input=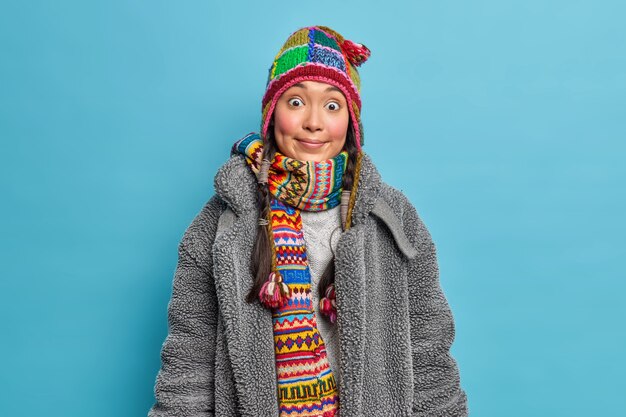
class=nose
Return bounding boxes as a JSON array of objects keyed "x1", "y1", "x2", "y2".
[{"x1": 303, "y1": 106, "x2": 323, "y2": 132}]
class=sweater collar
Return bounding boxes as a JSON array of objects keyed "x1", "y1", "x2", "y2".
[{"x1": 213, "y1": 151, "x2": 382, "y2": 224}]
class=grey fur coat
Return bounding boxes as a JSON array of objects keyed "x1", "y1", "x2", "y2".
[{"x1": 148, "y1": 152, "x2": 469, "y2": 417}]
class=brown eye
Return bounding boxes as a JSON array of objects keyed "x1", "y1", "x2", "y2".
[
  {"x1": 288, "y1": 98, "x2": 303, "y2": 107},
  {"x1": 325, "y1": 101, "x2": 340, "y2": 111}
]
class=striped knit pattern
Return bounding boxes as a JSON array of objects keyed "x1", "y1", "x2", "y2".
[
  {"x1": 271, "y1": 199, "x2": 339, "y2": 417},
  {"x1": 260, "y1": 26, "x2": 370, "y2": 149},
  {"x1": 232, "y1": 132, "x2": 346, "y2": 416},
  {"x1": 232, "y1": 133, "x2": 347, "y2": 211}
]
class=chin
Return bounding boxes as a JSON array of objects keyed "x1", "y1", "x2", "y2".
[
  {"x1": 277, "y1": 138, "x2": 341, "y2": 162},
  {"x1": 306, "y1": 146, "x2": 344, "y2": 160},
  {"x1": 294, "y1": 150, "x2": 334, "y2": 162}
]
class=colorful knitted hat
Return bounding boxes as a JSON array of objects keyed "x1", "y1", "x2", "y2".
[{"x1": 261, "y1": 26, "x2": 371, "y2": 149}]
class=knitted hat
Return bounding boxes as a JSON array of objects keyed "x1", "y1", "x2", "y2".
[{"x1": 261, "y1": 26, "x2": 371, "y2": 149}]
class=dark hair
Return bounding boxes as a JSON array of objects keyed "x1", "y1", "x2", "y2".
[{"x1": 245, "y1": 122, "x2": 360, "y2": 312}]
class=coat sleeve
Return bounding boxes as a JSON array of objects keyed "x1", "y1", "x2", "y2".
[
  {"x1": 401, "y1": 197, "x2": 469, "y2": 416},
  {"x1": 147, "y1": 235, "x2": 219, "y2": 416}
]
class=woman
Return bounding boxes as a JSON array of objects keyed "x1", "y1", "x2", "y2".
[{"x1": 148, "y1": 26, "x2": 468, "y2": 417}]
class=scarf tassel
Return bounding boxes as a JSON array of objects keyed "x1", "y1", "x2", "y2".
[
  {"x1": 259, "y1": 271, "x2": 291, "y2": 309},
  {"x1": 319, "y1": 283, "x2": 338, "y2": 324}
]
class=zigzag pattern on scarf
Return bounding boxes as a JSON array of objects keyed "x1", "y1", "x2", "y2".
[
  {"x1": 232, "y1": 133, "x2": 343, "y2": 416},
  {"x1": 233, "y1": 133, "x2": 347, "y2": 212},
  {"x1": 271, "y1": 200, "x2": 339, "y2": 417}
]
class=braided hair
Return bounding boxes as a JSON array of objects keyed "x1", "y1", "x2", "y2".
[{"x1": 245, "y1": 122, "x2": 360, "y2": 309}]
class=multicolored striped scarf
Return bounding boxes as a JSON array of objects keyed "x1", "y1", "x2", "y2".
[{"x1": 233, "y1": 132, "x2": 344, "y2": 417}]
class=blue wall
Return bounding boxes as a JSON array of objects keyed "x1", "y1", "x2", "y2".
[{"x1": 1, "y1": 1, "x2": 624, "y2": 416}]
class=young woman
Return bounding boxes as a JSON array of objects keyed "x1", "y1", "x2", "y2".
[{"x1": 148, "y1": 26, "x2": 468, "y2": 417}]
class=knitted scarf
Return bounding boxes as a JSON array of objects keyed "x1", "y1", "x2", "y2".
[{"x1": 232, "y1": 132, "x2": 344, "y2": 417}]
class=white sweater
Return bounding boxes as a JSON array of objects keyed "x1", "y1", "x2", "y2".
[{"x1": 300, "y1": 206, "x2": 342, "y2": 385}]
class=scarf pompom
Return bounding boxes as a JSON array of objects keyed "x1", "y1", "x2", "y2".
[
  {"x1": 259, "y1": 271, "x2": 291, "y2": 309},
  {"x1": 319, "y1": 283, "x2": 337, "y2": 324}
]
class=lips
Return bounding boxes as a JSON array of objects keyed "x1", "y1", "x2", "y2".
[{"x1": 296, "y1": 138, "x2": 327, "y2": 147}]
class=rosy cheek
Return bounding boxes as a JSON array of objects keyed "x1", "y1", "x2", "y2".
[
  {"x1": 327, "y1": 116, "x2": 350, "y2": 141},
  {"x1": 274, "y1": 111, "x2": 300, "y2": 136}
]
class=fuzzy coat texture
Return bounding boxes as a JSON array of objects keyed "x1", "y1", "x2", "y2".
[{"x1": 148, "y1": 152, "x2": 469, "y2": 417}]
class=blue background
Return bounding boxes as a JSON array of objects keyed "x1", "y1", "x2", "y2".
[{"x1": 1, "y1": 1, "x2": 624, "y2": 416}]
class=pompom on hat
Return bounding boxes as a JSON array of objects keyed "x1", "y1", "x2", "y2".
[{"x1": 261, "y1": 26, "x2": 371, "y2": 149}]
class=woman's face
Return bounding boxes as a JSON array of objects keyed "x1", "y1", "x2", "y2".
[{"x1": 272, "y1": 80, "x2": 350, "y2": 162}]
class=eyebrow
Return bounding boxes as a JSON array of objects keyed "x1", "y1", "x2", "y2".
[{"x1": 292, "y1": 82, "x2": 342, "y2": 94}]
